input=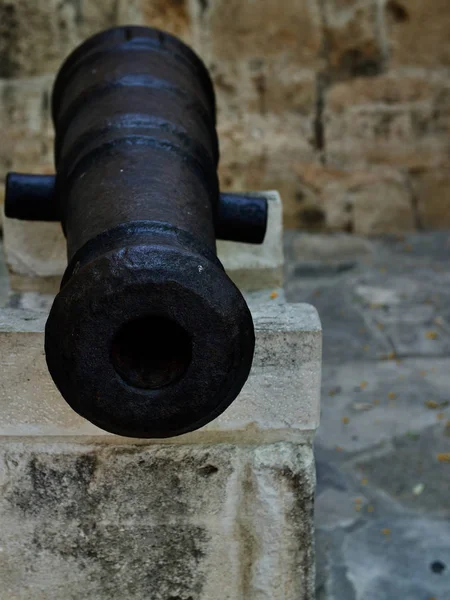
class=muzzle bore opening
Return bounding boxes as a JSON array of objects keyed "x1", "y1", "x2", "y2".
[{"x1": 111, "y1": 315, "x2": 192, "y2": 390}]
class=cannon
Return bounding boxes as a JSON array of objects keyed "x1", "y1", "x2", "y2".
[{"x1": 4, "y1": 26, "x2": 268, "y2": 438}]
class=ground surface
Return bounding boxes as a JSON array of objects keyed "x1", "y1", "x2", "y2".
[
  {"x1": 1, "y1": 232, "x2": 450, "y2": 599},
  {"x1": 284, "y1": 231, "x2": 450, "y2": 600}
]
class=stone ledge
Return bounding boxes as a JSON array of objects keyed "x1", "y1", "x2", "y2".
[
  {"x1": 0, "y1": 301, "x2": 321, "y2": 442},
  {"x1": 3, "y1": 191, "x2": 284, "y2": 293}
]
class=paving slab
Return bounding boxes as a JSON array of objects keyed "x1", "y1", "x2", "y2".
[{"x1": 285, "y1": 230, "x2": 450, "y2": 600}]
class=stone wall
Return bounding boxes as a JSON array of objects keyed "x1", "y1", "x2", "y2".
[{"x1": 1, "y1": 0, "x2": 449, "y2": 233}]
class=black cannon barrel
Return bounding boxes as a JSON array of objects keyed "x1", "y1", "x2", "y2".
[{"x1": 4, "y1": 26, "x2": 268, "y2": 438}]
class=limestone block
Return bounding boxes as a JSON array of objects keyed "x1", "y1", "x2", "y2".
[
  {"x1": 293, "y1": 163, "x2": 415, "y2": 234},
  {"x1": 191, "y1": 0, "x2": 322, "y2": 118},
  {"x1": 325, "y1": 71, "x2": 450, "y2": 171},
  {"x1": 117, "y1": 0, "x2": 192, "y2": 44},
  {"x1": 193, "y1": 0, "x2": 321, "y2": 228},
  {"x1": 412, "y1": 168, "x2": 450, "y2": 230},
  {"x1": 383, "y1": 0, "x2": 450, "y2": 67},
  {"x1": 218, "y1": 116, "x2": 318, "y2": 230},
  {"x1": 217, "y1": 192, "x2": 284, "y2": 290},
  {"x1": 0, "y1": 301, "x2": 321, "y2": 439},
  {"x1": 192, "y1": 0, "x2": 322, "y2": 65},
  {"x1": 326, "y1": 70, "x2": 450, "y2": 107},
  {"x1": 0, "y1": 0, "x2": 117, "y2": 77},
  {"x1": 322, "y1": 0, "x2": 385, "y2": 77},
  {"x1": 0, "y1": 440, "x2": 315, "y2": 599},
  {"x1": 0, "y1": 244, "x2": 8, "y2": 306},
  {"x1": 3, "y1": 191, "x2": 284, "y2": 293},
  {"x1": 3, "y1": 219, "x2": 66, "y2": 291},
  {"x1": 209, "y1": 60, "x2": 318, "y2": 120},
  {"x1": 0, "y1": 76, "x2": 54, "y2": 182},
  {"x1": 351, "y1": 172, "x2": 414, "y2": 234},
  {"x1": 0, "y1": 187, "x2": 3, "y2": 231}
]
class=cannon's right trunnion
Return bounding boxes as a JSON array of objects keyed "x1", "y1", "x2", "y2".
[{"x1": 5, "y1": 26, "x2": 269, "y2": 439}]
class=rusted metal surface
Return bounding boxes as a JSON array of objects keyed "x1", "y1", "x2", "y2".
[{"x1": 4, "y1": 26, "x2": 268, "y2": 438}]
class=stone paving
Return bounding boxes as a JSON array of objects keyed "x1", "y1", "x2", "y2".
[
  {"x1": 285, "y1": 231, "x2": 450, "y2": 600},
  {"x1": 1, "y1": 231, "x2": 450, "y2": 599}
]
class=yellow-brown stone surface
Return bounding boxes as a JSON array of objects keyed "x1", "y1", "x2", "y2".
[
  {"x1": 325, "y1": 71, "x2": 450, "y2": 170},
  {"x1": 413, "y1": 168, "x2": 450, "y2": 230},
  {"x1": 117, "y1": 0, "x2": 191, "y2": 43},
  {"x1": 384, "y1": 0, "x2": 450, "y2": 67},
  {"x1": 293, "y1": 163, "x2": 415, "y2": 233},
  {"x1": 0, "y1": 77, "x2": 54, "y2": 180},
  {"x1": 323, "y1": 0, "x2": 385, "y2": 78},
  {"x1": 0, "y1": 0, "x2": 117, "y2": 77},
  {"x1": 1, "y1": 0, "x2": 450, "y2": 234}
]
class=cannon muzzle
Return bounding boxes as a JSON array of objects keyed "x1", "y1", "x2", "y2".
[{"x1": 5, "y1": 26, "x2": 268, "y2": 438}]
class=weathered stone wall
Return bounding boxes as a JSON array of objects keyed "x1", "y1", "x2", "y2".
[{"x1": 1, "y1": 0, "x2": 449, "y2": 233}]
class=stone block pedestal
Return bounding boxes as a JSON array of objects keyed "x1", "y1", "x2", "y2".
[
  {"x1": 0, "y1": 441, "x2": 315, "y2": 600},
  {"x1": 0, "y1": 192, "x2": 321, "y2": 599}
]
